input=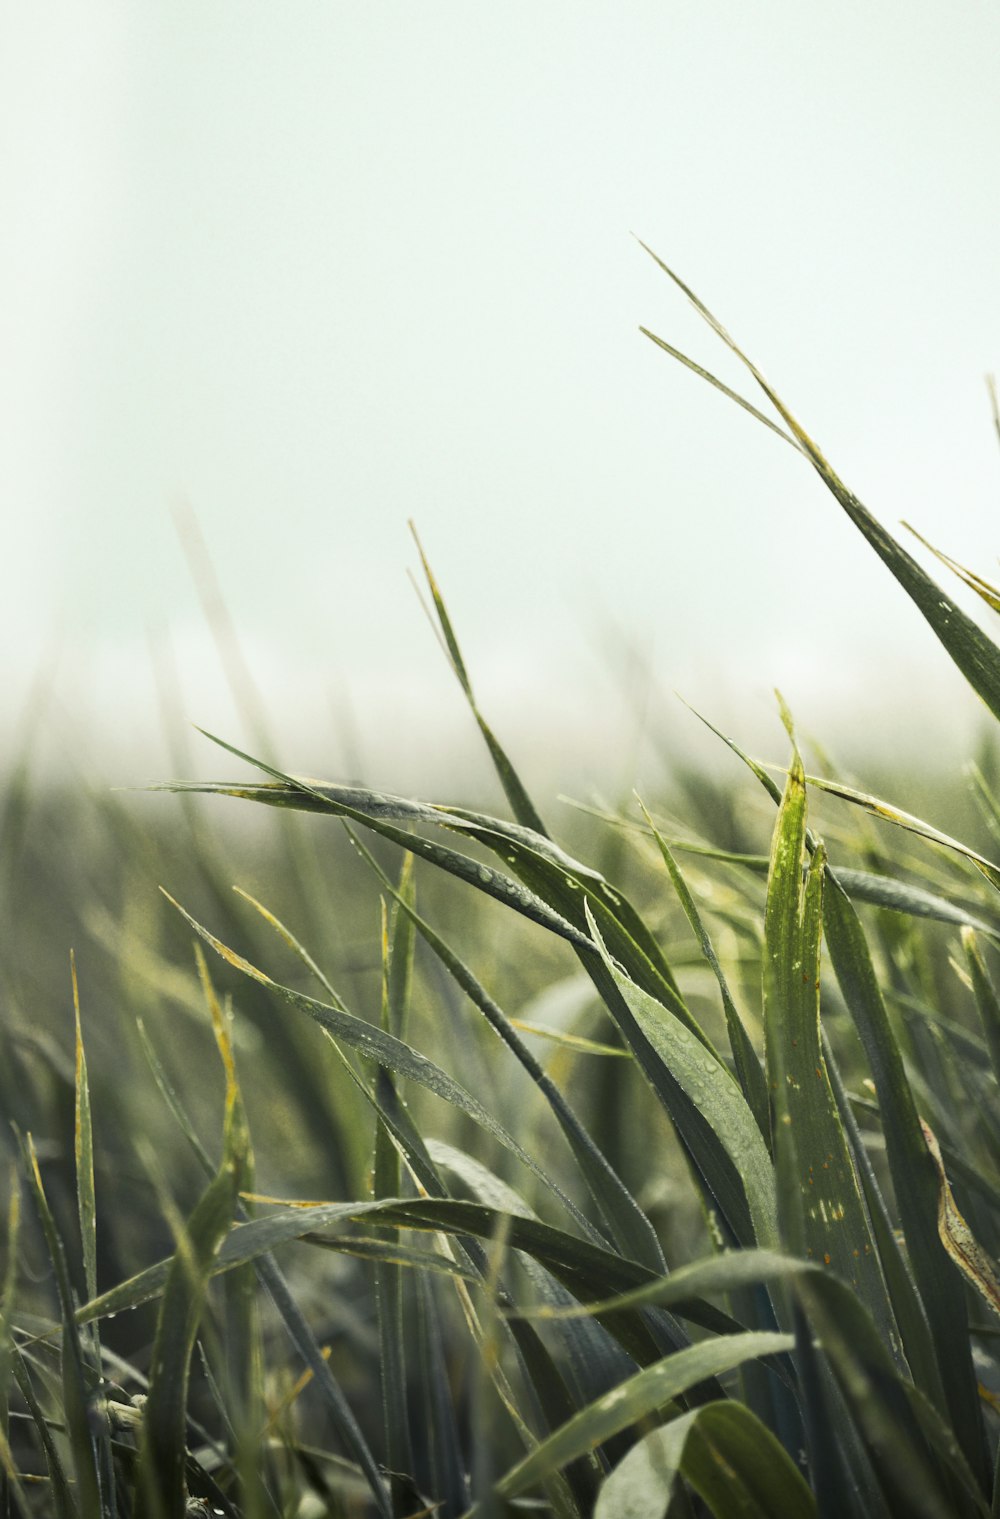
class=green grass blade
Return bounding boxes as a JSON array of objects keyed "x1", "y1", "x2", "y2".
[
  {"x1": 763, "y1": 745, "x2": 896, "y2": 1343},
  {"x1": 410, "y1": 521, "x2": 549, "y2": 836},
  {"x1": 351, "y1": 827, "x2": 665, "y2": 1272},
  {"x1": 70, "y1": 955, "x2": 97, "y2": 1308},
  {"x1": 822, "y1": 1030, "x2": 944, "y2": 1411},
  {"x1": 134, "y1": 966, "x2": 251, "y2": 1518},
  {"x1": 80, "y1": 1197, "x2": 731, "y2": 1367},
  {"x1": 641, "y1": 245, "x2": 1000, "y2": 725},
  {"x1": 9, "y1": 1345, "x2": 76, "y2": 1519},
  {"x1": 804, "y1": 772, "x2": 1000, "y2": 893},
  {"x1": 21, "y1": 1136, "x2": 100, "y2": 1516},
  {"x1": 594, "y1": 1400, "x2": 817, "y2": 1519},
  {"x1": 155, "y1": 731, "x2": 595, "y2": 950},
  {"x1": 587, "y1": 904, "x2": 777, "y2": 1249},
  {"x1": 822, "y1": 874, "x2": 989, "y2": 1486},
  {"x1": 413, "y1": 1274, "x2": 470, "y2": 1515},
  {"x1": 797, "y1": 1271, "x2": 987, "y2": 1519},
  {"x1": 374, "y1": 872, "x2": 416, "y2": 1517},
  {"x1": 0, "y1": 1180, "x2": 27, "y2": 1514},
  {"x1": 492, "y1": 1332, "x2": 793, "y2": 1503}
]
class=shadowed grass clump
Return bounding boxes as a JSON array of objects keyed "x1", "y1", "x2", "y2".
[{"x1": 5, "y1": 254, "x2": 1000, "y2": 1516}]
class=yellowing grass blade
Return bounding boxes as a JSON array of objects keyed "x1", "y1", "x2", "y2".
[{"x1": 921, "y1": 1120, "x2": 1000, "y2": 1322}]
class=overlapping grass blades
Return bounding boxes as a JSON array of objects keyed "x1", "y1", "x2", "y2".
[{"x1": 9, "y1": 250, "x2": 1000, "y2": 1515}]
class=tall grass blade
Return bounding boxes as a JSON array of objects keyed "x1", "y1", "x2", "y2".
[
  {"x1": 587, "y1": 904, "x2": 777, "y2": 1249},
  {"x1": 21, "y1": 1134, "x2": 101, "y2": 1515},
  {"x1": 134, "y1": 954, "x2": 250, "y2": 1516},
  {"x1": 641, "y1": 243, "x2": 1000, "y2": 724},
  {"x1": 70, "y1": 955, "x2": 97, "y2": 1307},
  {"x1": 762, "y1": 738, "x2": 896, "y2": 1340},
  {"x1": 374, "y1": 872, "x2": 417, "y2": 1516},
  {"x1": 351, "y1": 827, "x2": 665, "y2": 1271}
]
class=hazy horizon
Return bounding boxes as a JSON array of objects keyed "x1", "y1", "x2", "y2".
[{"x1": 4, "y1": 3, "x2": 1000, "y2": 795}]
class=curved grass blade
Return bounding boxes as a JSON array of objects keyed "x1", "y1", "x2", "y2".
[
  {"x1": 593, "y1": 1400, "x2": 817, "y2": 1519},
  {"x1": 587, "y1": 904, "x2": 777, "y2": 1250},
  {"x1": 641, "y1": 243, "x2": 1000, "y2": 725},
  {"x1": 803, "y1": 772, "x2": 1000, "y2": 894},
  {"x1": 491, "y1": 1331, "x2": 792, "y2": 1504},
  {"x1": 159, "y1": 737, "x2": 754, "y2": 1244},
  {"x1": 166, "y1": 727, "x2": 695, "y2": 1032},
  {"x1": 156, "y1": 737, "x2": 594, "y2": 953},
  {"x1": 80, "y1": 1197, "x2": 734, "y2": 1368},
  {"x1": 425, "y1": 1140, "x2": 644, "y2": 1418},
  {"x1": 163, "y1": 890, "x2": 602, "y2": 1245},
  {"x1": 350, "y1": 827, "x2": 665, "y2": 1272},
  {"x1": 513, "y1": 1246, "x2": 985, "y2": 1517},
  {"x1": 921, "y1": 1119, "x2": 1000, "y2": 1322}
]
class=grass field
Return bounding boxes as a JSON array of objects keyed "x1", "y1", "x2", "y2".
[{"x1": 5, "y1": 258, "x2": 1000, "y2": 1517}]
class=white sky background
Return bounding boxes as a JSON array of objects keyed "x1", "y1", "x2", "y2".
[{"x1": 3, "y1": 3, "x2": 1000, "y2": 793}]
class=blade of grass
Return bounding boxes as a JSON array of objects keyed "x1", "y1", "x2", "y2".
[
  {"x1": 374, "y1": 872, "x2": 417, "y2": 1517},
  {"x1": 587, "y1": 903, "x2": 776, "y2": 1250},
  {"x1": 134, "y1": 953, "x2": 251, "y2": 1517},
  {"x1": 640, "y1": 243, "x2": 1000, "y2": 726},
  {"x1": 763, "y1": 732, "x2": 896, "y2": 1345},
  {"x1": 410, "y1": 521, "x2": 549, "y2": 837},
  {"x1": 823, "y1": 874, "x2": 989, "y2": 1487},
  {"x1": 350, "y1": 826, "x2": 665, "y2": 1272},
  {"x1": 21, "y1": 1135, "x2": 101, "y2": 1516}
]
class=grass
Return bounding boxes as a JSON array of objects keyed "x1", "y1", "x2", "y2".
[{"x1": 4, "y1": 252, "x2": 1000, "y2": 1515}]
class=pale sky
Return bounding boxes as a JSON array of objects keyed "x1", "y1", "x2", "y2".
[{"x1": 3, "y1": 4, "x2": 1000, "y2": 788}]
